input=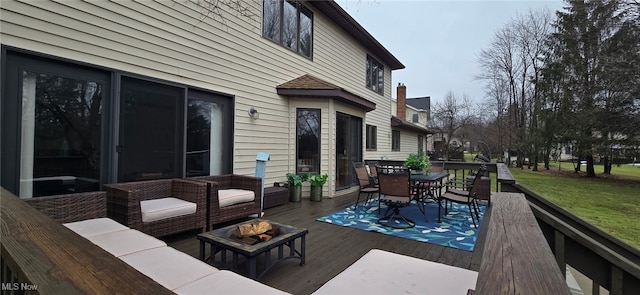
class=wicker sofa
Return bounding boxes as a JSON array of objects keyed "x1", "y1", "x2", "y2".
[
  {"x1": 104, "y1": 178, "x2": 207, "y2": 237},
  {"x1": 189, "y1": 174, "x2": 261, "y2": 229},
  {"x1": 23, "y1": 192, "x2": 288, "y2": 295}
]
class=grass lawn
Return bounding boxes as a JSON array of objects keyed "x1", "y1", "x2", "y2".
[{"x1": 509, "y1": 167, "x2": 640, "y2": 249}]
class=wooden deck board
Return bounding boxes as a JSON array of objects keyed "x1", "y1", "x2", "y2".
[{"x1": 166, "y1": 191, "x2": 489, "y2": 295}]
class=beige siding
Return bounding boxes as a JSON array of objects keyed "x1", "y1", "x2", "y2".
[{"x1": 1, "y1": 0, "x2": 399, "y2": 187}]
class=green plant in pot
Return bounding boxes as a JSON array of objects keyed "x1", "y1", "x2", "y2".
[
  {"x1": 286, "y1": 172, "x2": 307, "y2": 202},
  {"x1": 308, "y1": 173, "x2": 328, "y2": 202},
  {"x1": 404, "y1": 151, "x2": 431, "y2": 174}
]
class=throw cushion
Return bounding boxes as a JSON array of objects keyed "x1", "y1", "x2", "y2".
[
  {"x1": 140, "y1": 197, "x2": 197, "y2": 223},
  {"x1": 218, "y1": 189, "x2": 255, "y2": 207},
  {"x1": 64, "y1": 218, "x2": 128, "y2": 238}
]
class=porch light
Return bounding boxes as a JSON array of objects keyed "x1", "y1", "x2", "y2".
[{"x1": 248, "y1": 107, "x2": 259, "y2": 120}]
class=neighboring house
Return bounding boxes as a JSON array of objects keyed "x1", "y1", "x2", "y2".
[
  {"x1": 388, "y1": 84, "x2": 432, "y2": 160},
  {"x1": 0, "y1": 0, "x2": 405, "y2": 199}
]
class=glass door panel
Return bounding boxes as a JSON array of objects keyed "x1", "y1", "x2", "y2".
[
  {"x1": 186, "y1": 100, "x2": 223, "y2": 176},
  {"x1": 336, "y1": 112, "x2": 362, "y2": 189},
  {"x1": 19, "y1": 71, "x2": 103, "y2": 197},
  {"x1": 118, "y1": 77, "x2": 182, "y2": 182}
]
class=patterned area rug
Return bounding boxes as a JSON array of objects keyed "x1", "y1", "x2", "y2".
[{"x1": 316, "y1": 199, "x2": 485, "y2": 251}]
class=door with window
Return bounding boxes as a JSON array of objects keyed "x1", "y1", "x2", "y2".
[{"x1": 336, "y1": 112, "x2": 362, "y2": 189}]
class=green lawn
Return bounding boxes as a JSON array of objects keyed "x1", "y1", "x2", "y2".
[
  {"x1": 509, "y1": 167, "x2": 640, "y2": 249},
  {"x1": 546, "y1": 161, "x2": 640, "y2": 179}
]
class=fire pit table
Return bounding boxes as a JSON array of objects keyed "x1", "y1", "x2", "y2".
[{"x1": 198, "y1": 219, "x2": 308, "y2": 280}]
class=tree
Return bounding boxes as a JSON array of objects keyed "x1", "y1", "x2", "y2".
[
  {"x1": 431, "y1": 91, "x2": 476, "y2": 160},
  {"x1": 546, "y1": 0, "x2": 639, "y2": 177}
]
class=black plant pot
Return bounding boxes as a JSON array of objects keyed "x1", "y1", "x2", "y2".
[{"x1": 310, "y1": 185, "x2": 323, "y2": 202}]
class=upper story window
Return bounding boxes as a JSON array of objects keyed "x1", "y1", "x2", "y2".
[
  {"x1": 366, "y1": 55, "x2": 384, "y2": 94},
  {"x1": 263, "y1": 0, "x2": 313, "y2": 58}
]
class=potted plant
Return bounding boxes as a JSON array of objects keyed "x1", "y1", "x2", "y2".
[
  {"x1": 307, "y1": 173, "x2": 328, "y2": 202},
  {"x1": 404, "y1": 151, "x2": 432, "y2": 174},
  {"x1": 286, "y1": 173, "x2": 307, "y2": 202}
]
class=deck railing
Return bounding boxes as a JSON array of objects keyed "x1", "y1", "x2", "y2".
[{"x1": 496, "y1": 165, "x2": 640, "y2": 295}]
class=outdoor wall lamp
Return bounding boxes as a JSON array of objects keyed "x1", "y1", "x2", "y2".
[{"x1": 248, "y1": 107, "x2": 259, "y2": 120}]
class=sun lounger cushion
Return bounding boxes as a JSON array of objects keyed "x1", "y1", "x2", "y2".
[
  {"x1": 86, "y1": 229, "x2": 166, "y2": 257},
  {"x1": 174, "y1": 270, "x2": 289, "y2": 295},
  {"x1": 140, "y1": 197, "x2": 197, "y2": 223},
  {"x1": 217, "y1": 189, "x2": 255, "y2": 207},
  {"x1": 64, "y1": 217, "x2": 128, "y2": 238},
  {"x1": 312, "y1": 249, "x2": 478, "y2": 295},
  {"x1": 120, "y1": 247, "x2": 219, "y2": 291}
]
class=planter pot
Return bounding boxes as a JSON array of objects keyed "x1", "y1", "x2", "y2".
[
  {"x1": 289, "y1": 185, "x2": 302, "y2": 202},
  {"x1": 310, "y1": 185, "x2": 323, "y2": 202}
]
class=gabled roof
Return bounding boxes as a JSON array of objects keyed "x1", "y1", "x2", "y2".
[
  {"x1": 391, "y1": 116, "x2": 432, "y2": 134},
  {"x1": 277, "y1": 74, "x2": 376, "y2": 112},
  {"x1": 406, "y1": 97, "x2": 431, "y2": 111},
  {"x1": 309, "y1": 1, "x2": 405, "y2": 70}
]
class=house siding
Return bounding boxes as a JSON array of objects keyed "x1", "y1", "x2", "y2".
[{"x1": 1, "y1": 0, "x2": 398, "y2": 197}]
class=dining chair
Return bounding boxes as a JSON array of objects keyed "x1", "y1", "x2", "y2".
[
  {"x1": 376, "y1": 166, "x2": 415, "y2": 229},
  {"x1": 438, "y1": 165, "x2": 486, "y2": 227},
  {"x1": 353, "y1": 162, "x2": 379, "y2": 211}
]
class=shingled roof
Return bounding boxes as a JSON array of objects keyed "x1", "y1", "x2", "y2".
[{"x1": 277, "y1": 74, "x2": 376, "y2": 112}]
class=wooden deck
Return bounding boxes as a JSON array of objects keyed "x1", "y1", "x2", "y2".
[{"x1": 166, "y1": 191, "x2": 489, "y2": 295}]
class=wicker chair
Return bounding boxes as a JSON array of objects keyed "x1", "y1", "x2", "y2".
[
  {"x1": 189, "y1": 174, "x2": 261, "y2": 230},
  {"x1": 104, "y1": 179, "x2": 207, "y2": 238},
  {"x1": 24, "y1": 191, "x2": 107, "y2": 223}
]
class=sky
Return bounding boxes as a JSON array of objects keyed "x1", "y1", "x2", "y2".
[{"x1": 337, "y1": 0, "x2": 566, "y2": 105}]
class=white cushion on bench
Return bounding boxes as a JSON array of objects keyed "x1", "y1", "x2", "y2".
[
  {"x1": 218, "y1": 189, "x2": 255, "y2": 207},
  {"x1": 174, "y1": 270, "x2": 289, "y2": 295},
  {"x1": 312, "y1": 249, "x2": 478, "y2": 295},
  {"x1": 64, "y1": 218, "x2": 128, "y2": 238},
  {"x1": 120, "y1": 247, "x2": 219, "y2": 291},
  {"x1": 140, "y1": 197, "x2": 197, "y2": 223},
  {"x1": 87, "y1": 229, "x2": 166, "y2": 257}
]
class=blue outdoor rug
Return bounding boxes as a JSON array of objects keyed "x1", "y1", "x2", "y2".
[{"x1": 316, "y1": 200, "x2": 485, "y2": 251}]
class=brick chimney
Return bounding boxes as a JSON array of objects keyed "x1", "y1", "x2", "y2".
[{"x1": 397, "y1": 83, "x2": 407, "y2": 121}]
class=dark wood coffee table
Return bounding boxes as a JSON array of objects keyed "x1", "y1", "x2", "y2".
[{"x1": 197, "y1": 219, "x2": 308, "y2": 280}]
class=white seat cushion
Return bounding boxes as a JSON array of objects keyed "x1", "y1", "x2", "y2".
[
  {"x1": 120, "y1": 247, "x2": 219, "y2": 291},
  {"x1": 218, "y1": 189, "x2": 255, "y2": 207},
  {"x1": 87, "y1": 229, "x2": 166, "y2": 257},
  {"x1": 64, "y1": 218, "x2": 128, "y2": 238},
  {"x1": 174, "y1": 270, "x2": 290, "y2": 295},
  {"x1": 140, "y1": 197, "x2": 197, "y2": 223},
  {"x1": 312, "y1": 249, "x2": 478, "y2": 295}
]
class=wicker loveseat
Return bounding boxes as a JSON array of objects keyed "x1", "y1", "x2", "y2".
[
  {"x1": 104, "y1": 178, "x2": 207, "y2": 237},
  {"x1": 189, "y1": 174, "x2": 261, "y2": 229}
]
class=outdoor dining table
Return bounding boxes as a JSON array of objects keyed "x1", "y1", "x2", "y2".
[{"x1": 409, "y1": 172, "x2": 450, "y2": 220}]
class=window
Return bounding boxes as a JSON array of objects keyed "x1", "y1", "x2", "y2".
[
  {"x1": 366, "y1": 125, "x2": 377, "y2": 151},
  {"x1": 418, "y1": 135, "x2": 424, "y2": 153},
  {"x1": 412, "y1": 114, "x2": 419, "y2": 123},
  {"x1": 366, "y1": 55, "x2": 384, "y2": 94},
  {"x1": 296, "y1": 109, "x2": 320, "y2": 174},
  {"x1": 392, "y1": 130, "x2": 400, "y2": 151},
  {"x1": 263, "y1": 0, "x2": 313, "y2": 58}
]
